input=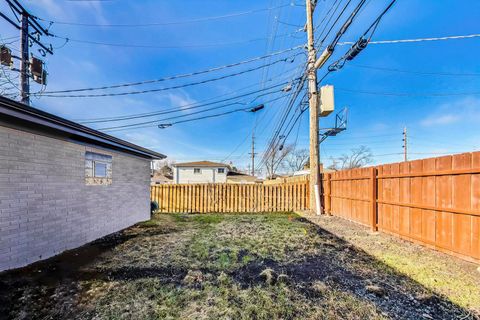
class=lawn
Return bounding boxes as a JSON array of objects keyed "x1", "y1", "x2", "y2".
[{"x1": 0, "y1": 213, "x2": 477, "y2": 319}]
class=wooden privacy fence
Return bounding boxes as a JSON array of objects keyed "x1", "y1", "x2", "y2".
[
  {"x1": 324, "y1": 151, "x2": 480, "y2": 263},
  {"x1": 151, "y1": 181, "x2": 309, "y2": 213}
]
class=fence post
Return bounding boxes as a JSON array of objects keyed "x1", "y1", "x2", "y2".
[
  {"x1": 326, "y1": 173, "x2": 332, "y2": 215},
  {"x1": 370, "y1": 167, "x2": 378, "y2": 231}
]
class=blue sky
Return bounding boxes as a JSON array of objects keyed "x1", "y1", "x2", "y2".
[{"x1": 1, "y1": 0, "x2": 479, "y2": 173}]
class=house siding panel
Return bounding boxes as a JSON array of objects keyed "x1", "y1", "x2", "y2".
[
  {"x1": 0, "y1": 125, "x2": 151, "y2": 271},
  {"x1": 174, "y1": 167, "x2": 227, "y2": 184}
]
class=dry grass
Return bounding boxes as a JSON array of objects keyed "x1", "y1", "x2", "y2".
[
  {"x1": 0, "y1": 213, "x2": 477, "y2": 320},
  {"x1": 304, "y1": 214, "x2": 480, "y2": 315}
]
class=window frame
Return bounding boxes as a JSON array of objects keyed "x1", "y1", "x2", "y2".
[
  {"x1": 85, "y1": 151, "x2": 112, "y2": 185},
  {"x1": 193, "y1": 168, "x2": 201, "y2": 174},
  {"x1": 217, "y1": 168, "x2": 225, "y2": 174}
]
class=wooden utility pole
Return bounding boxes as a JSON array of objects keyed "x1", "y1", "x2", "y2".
[
  {"x1": 402, "y1": 126, "x2": 408, "y2": 162},
  {"x1": 20, "y1": 11, "x2": 29, "y2": 105},
  {"x1": 305, "y1": 0, "x2": 321, "y2": 214},
  {"x1": 250, "y1": 133, "x2": 256, "y2": 176}
]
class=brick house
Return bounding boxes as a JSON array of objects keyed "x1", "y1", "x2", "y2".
[{"x1": 0, "y1": 96, "x2": 165, "y2": 271}]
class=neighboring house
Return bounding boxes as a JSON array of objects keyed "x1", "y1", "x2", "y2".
[
  {"x1": 173, "y1": 161, "x2": 229, "y2": 184},
  {"x1": 0, "y1": 96, "x2": 165, "y2": 271},
  {"x1": 226, "y1": 172, "x2": 263, "y2": 184}
]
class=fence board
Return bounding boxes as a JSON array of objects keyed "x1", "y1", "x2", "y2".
[
  {"x1": 325, "y1": 151, "x2": 480, "y2": 263},
  {"x1": 151, "y1": 181, "x2": 309, "y2": 215}
]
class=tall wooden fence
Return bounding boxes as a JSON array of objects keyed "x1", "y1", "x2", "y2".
[
  {"x1": 324, "y1": 152, "x2": 480, "y2": 263},
  {"x1": 151, "y1": 181, "x2": 309, "y2": 213}
]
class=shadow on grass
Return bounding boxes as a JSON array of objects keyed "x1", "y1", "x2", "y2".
[
  {"x1": 0, "y1": 223, "x2": 178, "y2": 320},
  {"x1": 233, "y1": 218, "x2": 476, "y2": 319},
  {"x1": 0, "y1": 214, "x2": 477, "y2": 320}
]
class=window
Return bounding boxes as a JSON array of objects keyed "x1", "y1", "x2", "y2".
[
  {"x1": 218, "y1": 168, "x2": 225, "y2": 174},
  {"x1": 85, "y1": 151, "x2": 112, "y2": 185},
  {"x1": 194, "y1": 168, "x2": 201, "y2": 174},
  {"x1": 94, "y1": 162, "x2": 107, "y2": 177}
]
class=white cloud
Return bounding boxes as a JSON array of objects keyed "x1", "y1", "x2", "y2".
[
  {"x1": 420, "y1": 96, "x2": 480, "y2": 127},
  {"x1": 27, "y1": 0, "x2": 109, "y2": 25},
  {"x1": 421, "y1": 114, "x2": 461, "y2": 126},
  {"x1": 166, "y1": 91, "x2": 197, "y2": 112}
]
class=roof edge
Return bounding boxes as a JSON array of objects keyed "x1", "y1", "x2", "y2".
[{"x1": 0, "y1": 96, "x2": 166, "y2": 160}]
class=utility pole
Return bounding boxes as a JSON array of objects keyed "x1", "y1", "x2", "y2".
[
  {"x1": 305, "y1": 0, "x2": 321, "y2": 215},
  {"x1": 249, "y1": 133, "x2": 256, "y2": 176},
  {"x1": 19, "y1": 10, "x2": 29, "y2": 105},
  {"x1": 402, "y1": 126, "x2": 408, "y2": 162},
  {"x1": 0, "y1": 0, "x2": 54, "y2": 104}
]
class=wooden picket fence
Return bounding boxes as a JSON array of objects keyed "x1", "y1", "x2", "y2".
[
  {"x1": 323, "y1": 151, "x2": 480, "y2": 263},
  {"x1": 149, "y1": 151, "x2": 479, "y2": 262},
  {"x1": 150, "y1": 181, "x2": 309, "y2": 213}
]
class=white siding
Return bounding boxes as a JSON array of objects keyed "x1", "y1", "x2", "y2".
[{"x1": 174, "y1": 167, "x2": 228, "y2": 184}]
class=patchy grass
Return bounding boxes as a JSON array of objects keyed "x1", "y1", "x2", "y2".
[
  {"x1": 305, "y1": 214, "x2": 480, "y2": 315},
  {"x1": 0, "y1": 213, "x2": 478, "y2": 320}
]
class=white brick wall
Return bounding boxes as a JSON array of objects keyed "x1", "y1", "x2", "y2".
[{"x1": 0, "y1": 125, "x2": 151, "y2": 271}]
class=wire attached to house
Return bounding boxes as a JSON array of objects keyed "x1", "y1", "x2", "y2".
[{"x1": 100, "y1": 92, "x2": 291, "y2": 132}]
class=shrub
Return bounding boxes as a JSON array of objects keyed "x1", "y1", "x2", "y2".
[{"x1": 150, "y1": 201, "x2": 159, "y2": 214}]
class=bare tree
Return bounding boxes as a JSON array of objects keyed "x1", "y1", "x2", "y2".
[
  {"x1": 286, "y1": 148, "x2": 309, "y2": 173},
  {"x1": 264, "y1": 144, "x2": 293, "y2": 179},
  {"x1": 329, "y1": 146, "x2": 373, "y2": 170},
  {"x1": 153, "y1": 160, "x2": 175, "y2": 178}
]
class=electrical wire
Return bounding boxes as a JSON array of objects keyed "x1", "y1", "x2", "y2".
[
  {"x1": 36, "y1": 4, "x2": 294, "y2": 27},
  {"x1": 336, "y1": 87, "x2": 480, "y2": 97},
  {"x1": 347, "y1": 64, "x2": 480, "y2": 76},
  {"x1": 338, "y1": 33, "x2": 480, "y2": 46},
  {"x1": 75, "y1": 66, "x2": 302, "y2": 123},
  {"x1": 101, "y1": 92, "x2": 291, "y2": 132},
  {"x1": 39, "y1": 45, "x2": 304, "y2": 94},
  {"x1": 50, "y1": 29, "x2": 304, "y2": 50},
  {"x1": 97, "y1": 88, "x2": 292, "y2": 130},
  {"x1": 37, "y1": 55, "x2": 301, "y2": 98}
]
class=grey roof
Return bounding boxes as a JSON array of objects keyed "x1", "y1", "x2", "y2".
[{"x1": 0, "y1": 96, "x2": 166, "y2": 160}]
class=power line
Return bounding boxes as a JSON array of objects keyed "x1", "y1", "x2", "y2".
[
  {"x1": 76, "y1": 66, "x2": 302, "y2": 123},
  {"x1": 39, "y1": 45, "x2": 304, "y2": 94},
  {"x1": 314, "y1": 0, "x2": 344, "y2": 44},
  {"x1": 101, "y1": 92, "x2": 290, "y2": 132},
  {"x1": 348, "y1": 64, "x2": 480, "y2": 77},
  {"x1": 98, "y1": 89, "x2": 291, "y2": 130},
  {"x1": 336, "y1": 87, "x2": 480, "y2": 97},
  {"x1": 319, "y1": 0, "x2": 355, "y2": 45},
  {"x1": 338, "y1": 33, "x2": 480, "y2": 45},
  {"x1": 258, "y1": 72, "x2": 307, "y2": 166},
  {"x1": 36, "y1": 4, "x2": 295, "y2": 27},
  {"x1": 37, "y1": 56, "x2": 301, "y2": 98},
  {"x1": 50, "y1": 29, "x2": 303, "y2": 50}
]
